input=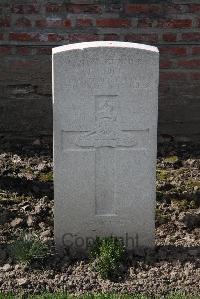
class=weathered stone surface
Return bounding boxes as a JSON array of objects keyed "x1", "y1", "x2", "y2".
[{"x1": 52, "y1": 41, "x2": 159, "y2": 252}]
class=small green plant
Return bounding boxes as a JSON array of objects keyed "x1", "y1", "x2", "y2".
[
  {"x1": 9, "y1": 232, "x2": 48, "y2": 264},
  {"x1": 89, "y1": 236, "x2": 125, "y2": 280},
  {"x1": 164, "y1": 155, "x2": 179, "y2": 164},
  {"x1": 186, "y1": 180, "x2": 200, "y2": 189},
  {"x1": 38, "y1": 171, "x2": 53, "y2": 182},
  {"x1": 156, "y1": 169, "x2": 170, "y2": 181},
  {"x1": 0, "y1": 292, "x2": 199, "y2": 299}
]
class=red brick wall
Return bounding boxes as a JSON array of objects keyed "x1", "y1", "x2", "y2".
[{"x1": 0, "y1": 1, "x2": 200, "y2": 144}]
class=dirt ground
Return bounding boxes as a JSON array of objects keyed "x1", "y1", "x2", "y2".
[{"x1": 0, "y1": 142, "x2": 199, "y2": 296}]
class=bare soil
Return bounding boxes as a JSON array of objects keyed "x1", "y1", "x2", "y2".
[{"x1": 0, "y1": 142, "x2": 199, "y2": 297}]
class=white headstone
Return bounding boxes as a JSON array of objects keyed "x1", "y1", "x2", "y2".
[{"x1": 52, "y1": 41, "x2": 159, "y2": 252}]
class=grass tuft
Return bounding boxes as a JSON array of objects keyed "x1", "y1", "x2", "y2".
[
  {"x1": 89, "y1": 236, "x2": 125, "y2": 280},
  {"x1": 9, "y1": 232, "x2": 48, "y2": 265}
]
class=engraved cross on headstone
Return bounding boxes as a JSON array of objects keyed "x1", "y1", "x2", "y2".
[{"x1": 62, "y1": 95, "x2": 146, "y2": 216}]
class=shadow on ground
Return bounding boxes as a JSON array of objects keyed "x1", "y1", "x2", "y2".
[{"x1": 0, "y1": 175, "x2": 53, "y2": 199}]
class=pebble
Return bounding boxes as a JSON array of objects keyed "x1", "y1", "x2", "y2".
[
  {"x1": 2, "y1": 264, "x2": 11, "y2": 271},
  {"x1": 17, "y1": 278, "x2": 29, "y2": 286},
  {"x1": 40, "y1": 230, "x2": 51, "y2": 239},
  {"x1": 27, "y1": 215, "x2": 34, "y2": 227},
  {"x1": 10, "y1": 217, "x2": 23, "y2": 228}
]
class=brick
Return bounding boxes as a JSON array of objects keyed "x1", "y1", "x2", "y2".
[
  {"x1": 181, "y1": 33, "x2": 200, "y2": 42},
  {"x1": 15, "y1": 47, "x2": 32, "y2": 55},
  {"x1": 46, "y1": 3, "x2": 61, "y2": 13},
  {"x1": 103, "y1": 34, "x2": 120, "y2": 41},
  {"x1": 190, "y1": 72, "x2": 200, "y2": 80},
  {"x1": 11, "y1": 4, "x2": 39, "y2": 14},
  {"x1": 163, "y1": 33, "x2": 177, "y2": 42},
  {"x1": 0, "y1": 16, "x2": 10, "y2": 27},
  {"x1": 76, "y1": 18, "x2": 93, "y2": 27},
  {"x1": 178, "y1": 59, "x2": 200, "y2": 68},
  {"x1": 66, "y1": 4, "x2": 102, "y2": 14},
  {"x1": 160, "y1": 59, "x2": 173, "y2": 69},
  {"x1": 192, "y1": 47, "x2": 200, "y2": 55},
  {"x1": 138, "y1": 18, "x2": 157, "y2": 28},
  {"x1": 36, "y1": 18, "x2": 71, "y2": 28},
  {"x1": 9, "y1": 32, "x2": 40, "y2": 42},
  {"x1": 96, "y1": 18, "x2": 131, "y2": 28},
  {"x1": 160, "y1": 71, "x2": 187, "y2": 81},
  {"x1": 158, "y1": 19, "x2": 192, "y2": 29},
  {"x1": 187, "y1": 4, "x2": 200, "y2": 13},
  {"x1": 48, "y1": 33, "x2": 65, "y2": 42},
  {"x1": 64, "y1": 19, "x2": 72, "y2": 28},
  {"x1": 36, "y1": 47, "x2": 52, "y2": 55},
  {"x1": 163, "y1": 4, "x2": 184, "y2": 14},
  {"x1": 0, "y1": 46, "x2": 11, "y2": 55},
  {"x1": 68, "y1": 34, "x2": 100, "y2": 43},
  {"x1": 124, "y1": 33, "x2": 158, "y2": 43},
  {"x1": 0, "y1": 33, "x2": 3, "y2": 40},
  {"x1": 15, "y1": 17, "x2": 32, "y2": 27},
  {"x1": 159, "y1": 46, "x2": 187, "y2": 56},
  {"x1": 125, "y1": 4, "x2": 161, "y2": 14}
]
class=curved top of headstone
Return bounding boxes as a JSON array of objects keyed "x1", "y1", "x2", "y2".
[{"x1": 52, "y1": 41, "x2": 159, "y2": 54}]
